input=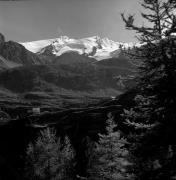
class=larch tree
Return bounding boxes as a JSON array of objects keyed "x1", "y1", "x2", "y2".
[
  {"x1": 25, "y1": 128, "x2": 75, "y2": 180},
  {"x1": 87, "y1": 113, "x2": 133, "y2": 180},
  {"x1": 121, "y1": 0, "x2": 176, "y2": 179}
]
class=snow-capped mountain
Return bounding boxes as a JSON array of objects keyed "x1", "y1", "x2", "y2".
[{"x1": 21, "y1": 36, "x2": 140, "y2": 60}]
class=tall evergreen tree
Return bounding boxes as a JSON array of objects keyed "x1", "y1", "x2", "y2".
[
  {"x1": 87, "y1": 114, "x2": 133, "y2": 180},
  {"x1": 121, "y1": 0, "x2": 176, "y2": 179}
]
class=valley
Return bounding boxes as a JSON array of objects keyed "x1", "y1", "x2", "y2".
[
  {"x1": 0, "y1": 33, "x2": 137, "y2": 109},
  {"x1": 0, "y1": 32, "x2": 137, "y2": 178}
]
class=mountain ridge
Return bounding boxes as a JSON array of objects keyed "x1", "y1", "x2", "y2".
[{"x1": 21, "y1": 35, "x2": 141, "y2": 61}]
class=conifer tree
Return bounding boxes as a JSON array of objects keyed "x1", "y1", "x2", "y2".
[
  {"x1": 87, "y1": 114, "x2": 133, "y2": 180},
  {"x1": 121, "y1": 0, "x2": 176, "y2": 179},
  {"x1": 25, "y1": 128, "x2": 75, "y2": 180}
]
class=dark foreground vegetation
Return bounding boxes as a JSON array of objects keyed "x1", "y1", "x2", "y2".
[{"x1": 1, "y1": 0, "x2": 176, "y2": 179}]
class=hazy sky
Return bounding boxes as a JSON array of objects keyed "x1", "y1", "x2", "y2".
[{"x1": 0, "y1": 0, "x2": 143, "y2": 43}]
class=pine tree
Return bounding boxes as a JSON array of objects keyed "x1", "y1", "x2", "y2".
[
  {"x1": 87, "y1": 114, "x2": 133, "y2": 180},
  {"x1": 121, "y1": 0, "x2": 176, "y2": 179},
  {"x1": 25, "y1": 128, "x2": 75, "y2": 180}
]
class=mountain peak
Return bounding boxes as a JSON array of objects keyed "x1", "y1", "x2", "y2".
[{"x1": 0, "y1": 33, "x2": 5, "y2": 45}]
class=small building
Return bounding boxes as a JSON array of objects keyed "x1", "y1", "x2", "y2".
[
  {"x1": 111, "y1": 96, "x2": 116, "y2": 100},
  {"x1": 32, "y1": 107, "x2": 40, "y2": 115}
]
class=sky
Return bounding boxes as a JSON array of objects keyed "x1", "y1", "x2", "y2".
[{"x1": 0, "y1": 0, "x2": 143, "y2": 43}]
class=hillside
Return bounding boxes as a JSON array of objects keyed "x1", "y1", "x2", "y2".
[
  {"x1": 0, "y1": 60, "x2": 136, "y2": 108},
  {"x1": 0, "y1": 33, "x2": 137, "y2": 108},
  {"x1": 0, "y1": 33, "x2": 43, "y2": 66}
]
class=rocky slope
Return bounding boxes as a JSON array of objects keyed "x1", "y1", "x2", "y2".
[{"x1": 0, "y1": 33, "x2": 43, "y2": 66}]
